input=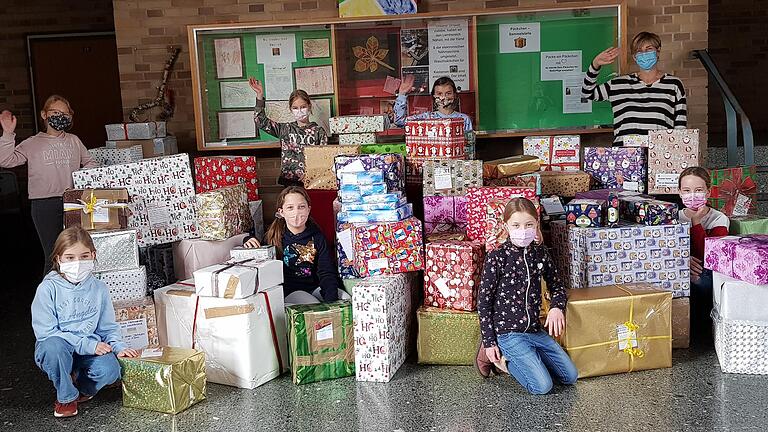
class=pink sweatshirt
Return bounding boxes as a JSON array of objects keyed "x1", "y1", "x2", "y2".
[{"x1": 0, "y1": 131, "x2": 98, "y2": 199}]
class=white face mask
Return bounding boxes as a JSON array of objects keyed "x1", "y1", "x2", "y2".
[
  {"x1": 59, "y1": 260, "x2": 95, "y2": 283},
  {"x1": 291, "y1": 107, "x2": 310, "y2": 122}
]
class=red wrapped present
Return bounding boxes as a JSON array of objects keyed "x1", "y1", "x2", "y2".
[
  {"x1": 194, "y1": 156, "x2": 260, "y2": 201},
  {"x1": 708, "y1": 166, "x2": 757, "y2": 217},
  {"x1": 424, "y1": 240, "x2": 485, "y2": 312},
  {"x1": 405, "y1": 118, "x2": 466, "y2": 159},
  {"x1": 353, "y1": 217, "x2": 424, "y2": 277},
  {"x1": 466, "y1": 186, "x2": 536, "y2": 241}
]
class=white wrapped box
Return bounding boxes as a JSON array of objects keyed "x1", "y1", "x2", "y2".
[
  {"x1": 154, "y1": 281, "x2": 288, "y2": 388},
  {"x1": 105, "y1": 121, "x2": 167, "y2": 141},
  {"x1": 712, "y1": 272, "x2": 768, "y2": 321},
  {"x1": 353, "y1": 273, "x2": 415, "y2": 383},
  {"x1": 713, "y1": 309, "x2": 768, "y2": 374},
  {"x1": 72, "y1": 154, "x2": 198, "y2": 247},
  {"x1": 91, "y1": 229, "x2": 140, "y2": 273},
  {"x1": 172, "y1": 234, "x2": 247, "y2": 280},
  {"x1": 89, "y1": 146, "x2": 143, "y2": 166},
  {"x1": 230, "y1": 246, "x2": 276, "y2": 261},
  {"x1": 330, "y1": 115, "x2": 386, "y2": 134},
  {"x1": 193, "y1": 259, "x2": 283, "y2": 299},
  {"x1": 113, "y1": 296, "x2": 158, "y2": 350},
  {"x1": 95, "y1": 265, "x2": 147, "y2": 302},
  {"x1": 339, "y1": 133, "x2": 377, "y2": 145},
  {"x1": 105, "y1": 137, "x2": 178, "y2": 157}
]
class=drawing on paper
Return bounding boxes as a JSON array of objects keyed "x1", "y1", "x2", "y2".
[
  {"x1": 220, "y1": 81, "x2": 257, "y2": 109},
  {"x1": 214, "y1": 38, "x2": 243, "y2": 79},
  {"x1": 218, "y1": 111, "x2": 257, "y2": 139},
  {"x1": 302, "y1": 38, "x2": 331, "y2": 59},
  {"x1": 294, "y1": 65, "x2": 335, "y2": 96}
]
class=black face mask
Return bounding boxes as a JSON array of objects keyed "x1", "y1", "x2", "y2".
[{"x1": 47, "y1": 114, "x2": 72, "y2": 131}]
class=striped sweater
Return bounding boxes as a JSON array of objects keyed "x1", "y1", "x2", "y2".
[{"x1": 581, "y1": 64, "x2": 687, "y2": 144}]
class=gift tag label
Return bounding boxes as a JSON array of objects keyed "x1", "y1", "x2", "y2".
[
  {"x1": 655, "y1": 173, "x2": 680, "y2": 188},
  {"x1": 541, "y1": 197, "x2": 566, "y2": 215},
  {"x1": 91, "y1": 199, "x2": 111, "y2": 223},
  {"x1": 141, "y1": 347, "x2": 164, "y2": 358},
  {"x1": 616, "y1": 324, "x2": 638, "y2": 351},
  {"x1": 367, "y1": 257, "x2": 389, "y2": 271},
  {"x1": 733, "y1": 193, "x2": 751, "y2": 217},
  {"x1": 433, "y1": 166, "x2": 453, "y2": 191},
  {"x1": 622, "y1": 181, "x2": 640, "y2": 192},
  {"x1": 147, "y1": 203, "x2": 172, "y2": 228},
  {"x1": 434, "y1": 278, "x2": 452, "y2": 298},
  {"x1": 120, "y1": 318, "x2": 149, "y2": 350},
  {"x1": 337, "y1": 228, "x2": 355, "y2": 260},
  {"x1": 316, "y1": 322, "x2": 334, "y2": 342}
]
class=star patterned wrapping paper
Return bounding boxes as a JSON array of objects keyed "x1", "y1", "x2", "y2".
[
  {"x1": 424, "y1": 240, "x2": 484, "y2": 312},
  {"x1": 647, "y1": 129, "x2": 700, "y2": 194},
  {"x1": 96, "y1": 265, "x2": 148, "y2": 302},
  {"x1": 89, "y1": 146, "x2": 144, "y2": 166},
  {"x1": 194, "y1": 156, "x2": 260, "y2": 201},
  {"x1": 330, "y1": 115, "x2": 387, "y2": 134}
]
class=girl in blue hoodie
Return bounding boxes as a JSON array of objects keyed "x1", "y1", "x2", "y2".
[
  {"x1": 31, "y1": 226, "x2": 139, "y2": 418},
  {"x1": 243, "y1": 186, "x2": 349, "y2": 305}
]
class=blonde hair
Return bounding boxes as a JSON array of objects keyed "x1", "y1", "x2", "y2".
[
  {"x1": 51, "y1": 226, "x2": 95, "y2": 273},
  {"x1": 502, "y1": 197, "x2": 539, "y2": 223},
  {"x1": 41, "y1": 94, "x2": 74, "y2": 128},
  {"x1": 265, "y1": 186, "x2": 314, "y2": 257},
  {"x1": 631, "y1": 32, "x2": 662, "y2": 53}
]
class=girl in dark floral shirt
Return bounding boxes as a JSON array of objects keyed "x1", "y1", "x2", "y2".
[{"x1": 476, "y1": 198, "x2": 578, "y2": 394}]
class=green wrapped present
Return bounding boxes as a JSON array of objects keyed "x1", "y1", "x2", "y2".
[
  {"x1": 287, "y1": 301, "x2": 355, "y2": 385},
  {"x1": 342, "y1": 278, "x2": 363, "y2": 295},
  {"x1": 118, "y1": 347, "x2": 206, "y2": 414},
  {"x1": 729, "y1": 215, "x2": 768, "y2": 235},
  {"x1": 360, "y1": 143, "x2": 407, "y2": 157},
  {"x1": 416, "y1": 307, "x2": 480, "y2": 365},
  {"x1": 708, "y1": 165, "x2": 757, "y2": 216}
]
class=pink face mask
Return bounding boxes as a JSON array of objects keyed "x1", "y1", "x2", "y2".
[
  {"x1": 507, "y1": 227, "x2": 537, "y2": 248},
  {"x1": 681, "y1": 192, "x2": 707, "y2": 210}
]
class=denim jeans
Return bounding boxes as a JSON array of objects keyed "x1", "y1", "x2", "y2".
[
  {"x1": 496, "y1": 330, "x2": 578, "y2": 395},
  {"x1": 34, "y1": 336, "x2": 122, "y2": 403}
]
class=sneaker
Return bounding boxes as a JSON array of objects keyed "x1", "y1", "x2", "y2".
[
  {"x1": 76, "y1": 394, "x2": 94, "y2": 404},
  {"x1": 54, "y1": 401, "x2": 78, "y2": 418}
]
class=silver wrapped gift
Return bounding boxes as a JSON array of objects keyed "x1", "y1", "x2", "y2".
[
  {"x1": 89, "y1": 146, "x2": 143, "y2": 166},
  {"x1": 95, "y1": 266, "x2": 147, "y2": 302},
  {"x1": 230, "y1": 245, "x2": 276, "y2": 262},
  {"x1": 105, "y1": 121, "x2": 167, "y2": 140},
  {"x1": 713, "y1": 309, "x2": 768, "y2": 374},
  {"x1": 91, "y1": 229, "x2": 140, "y2": 273}
]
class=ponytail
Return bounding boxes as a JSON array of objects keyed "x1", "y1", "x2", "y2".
[{"x1": 265, "y1": 218, "x2": 287, "y2": 258}]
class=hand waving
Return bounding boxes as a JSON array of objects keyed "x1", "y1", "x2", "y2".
[
  {"x1": 248, "y1": 77, "x2": 264, "y2": 100},
  {"x1": 593, "y1": 47, "x2": 620, "y2": 68}
]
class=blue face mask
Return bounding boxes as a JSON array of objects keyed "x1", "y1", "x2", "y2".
[{"x1": 635, "y1": 50, "x2": 658, "y2": 71}]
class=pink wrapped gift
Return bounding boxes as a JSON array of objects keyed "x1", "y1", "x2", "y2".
[
  {"x1": 704, "y1": 235, "x2": 768, "y2": 285},
  {"x1": 423, "y1": 195, "x2": 468, "y2": 235},
  {"x1": 424, "y1": 241, "x2": 485, "y2": 312},
  {"x1": 466, "y1": 186, "x2": 536, "y2": 241},
  {"x1": 172, "y1": 234, "x2": 248, "y2": 280}
]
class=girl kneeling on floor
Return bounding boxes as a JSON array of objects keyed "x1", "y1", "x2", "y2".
[{"x1": 476, "y1": 198, "x2": 578, "y2": 395}]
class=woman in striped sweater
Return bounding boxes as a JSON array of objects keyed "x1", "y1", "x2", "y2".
[{"x1": 581, "y1": 32, "x2": 688, "y2": 145}]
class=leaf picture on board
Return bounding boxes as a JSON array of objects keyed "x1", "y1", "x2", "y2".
[{"x1": 351, "y1": 34, "x2": 397, "y2": 79}]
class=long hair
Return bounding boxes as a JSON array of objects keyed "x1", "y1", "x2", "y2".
[
  {"x1": 51, "y1": 226, "x2": 95, "y2": 273},
  {"x1": 502, "y1": 197, "x2": 539, "y2": 223},
  {"x1": 288, "y1": 90, "x2": 312, "y2": 110},
  {"x1": 431, "y1": 76, "x2": 460, "y2": 111},
  {"x1": 41, "y1": 94, "x2": 74, "y2": 129},
  {"x1": 265, "y1": 186, "x2": 314, "y2": 257}
]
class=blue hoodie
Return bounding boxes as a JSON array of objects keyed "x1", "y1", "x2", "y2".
[{"x1": 31, "y1": 271, "x2": 127, "y2": 356}]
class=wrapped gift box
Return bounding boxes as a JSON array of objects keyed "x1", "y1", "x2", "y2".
[
  {"x1": 729, "y1": 215, "x2": 768, "y2": 235},
  {"x1": 423, "y1": 195, "x2": 468, "y2": 235},
  {"x1": 563, "y1": 285, "x2": 672, "y2": 378},
  {"x1": 230, "y1": 245, "x2": 276, "y2": 262},
  {"x1": 118, "y1": 347, "x2": 205, "y2": 414},
  {"x1": 336, "y1": 220, "x2": 360, "y2": 279},
  {"x1": 539, "y1": 171, "x2": 592, "y2": 197},
  {"x1": 360, "y1": 143, "x2": 406, "y2": 156},
  {"x1": 337, "y1": 203, "x2": 413, "y2": 223},
  {"x1": 647, "y1": 129, "x2": 700, "y2": 194},
  {"x1": 424, "y1": 240, "x2": 484, "y2": 311},
  {"x1": 623, "y1": 134, "x2": 648, "y2": 147},
  {"x1": 338, "y1": 183, "x2": 388, "y2": 202},
  {"x1": 303, "y1": 145, "x2": 361, "y2": 190},
  {"x1": 106, "y1": 136, "x2": 178, "y2": 158},
  {"x1": 334, "y1": 154, "x2": 405, "y2": 192},
  {"x1": 193, "y1": 259, "x2": 283, "y2": 299},
  {"x1": 329, "y1": 115, "x2": 387, "y2": 134},
  {"x1": 358, "y1": 192, "x2": 404, "y2": 204},
  {"x1": 140, "y1": 244, "x2": 176, "y2": 294},
  {"x1": 249, "y1": 200, "x2": 264, "y2": 241},
  {"x1": 621, "y1": 198, "x2": 679, "y2": 226},
  {"x1": 708, "y1": 166, "x2": 758, "y2": 217},
  {"x1": 92, "y1": 229, "x2": 140, "y2": 273},
  {"x1": 172, "y1": 234, "x2": 247, "y2": 280},
  {"x1": 522, "y1": 135, "x2": 581, "y2": 171},
  {"x1": 704, "y1": 235, "x2": 768, "y2": 285},
  {"x1": 482, "y1": 155, "x2": 541, "y2": 179},
  {"x1": 422, "y1": 159, "x2": 483, "y2": 196},
  {"x1": 353, "y1": 217, "x2": 424, "y2": 277},
  {"x1": 405, "y1": 118, "x2": 466, "y2": 158},
  {"x1": 338, "y1": 170, "x2": 385, "y2": 186},
  {"x1": 583, "y1": 147, "x2": 647, "y2": 193},
  {"x1": 63, "y1": 188, "x2": 129, "y2": 231},
  {"x1": 353, "y1": 274, "x2": 416, "y2": 382},
  {"x1": 154, "y1": 282, "x2": 288, "y2": 388},
  {"x1": 96, "y1": 266, "x2": 147, "y2": 302},
  {"x1": 113, "y1": 296, "x2": 158, "y2": 350},
  {"x1": 417, "y1": 307, "x2": 481, "y2": 365},
  {"x1": 72, "y1": 154, "x2": 198, "y2": 247},
  {"x1": 342, "y1": 197, "x2": 407, "y2": 212},
  {"x1": 342, "y1": 278, "x2": 362, "y2": 296},
  {"x1": 466, "y1": 186, "x2": 536, "y2": 241},
  {"x1": 338, "y1": 133, "x2": 376, "y2": 146},
  {"x1": 196, "y1": 184, "x2": 252, "y2": 241},
  {"x1": 551, "y1": 221, "x2": 691, "y2": 297},
  {"x1": 194, "y1": 156, "x2": 260, "y2": 202},
  {"x1": 286, "y1": 301, "x2": 355, "y2": 385},
  {"x1": 484, "y1": 173, "x2": 542, "y2": 193},
  {"x1": 672, "y1": 297, "x2": 690, "y2": 349},
  {"x1": 565, "y1": 199, "x2": 605, "y2": 228},
  {"x1": 89, "y1": 146, "x2": 143, "y2": 166},
  {"x1": 106, "y1": 121, "x2": 166, "y2": 141}
]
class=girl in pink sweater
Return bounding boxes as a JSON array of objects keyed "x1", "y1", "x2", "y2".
[{"x1": 0, "y1": 95, "x2": 97, "y2": 273}]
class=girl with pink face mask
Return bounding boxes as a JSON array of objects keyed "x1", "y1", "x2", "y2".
[
  {"x1": 249, "y1": 78, "x2": 328, "y2": 186},
  {"x1": 677, "y1": 167, "x2": 729, "y2": 330},
  {"x1": 476, "y1": 198, "x2": 577, "y2": 395}
]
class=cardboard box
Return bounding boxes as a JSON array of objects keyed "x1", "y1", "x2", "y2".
[{"x1": 63, "y1": 188, "x2": 129, "y2": 231}]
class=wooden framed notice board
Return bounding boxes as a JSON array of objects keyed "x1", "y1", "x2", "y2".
[{"x1": 189, "y1": 1, "x2": 627, "y2": 150}]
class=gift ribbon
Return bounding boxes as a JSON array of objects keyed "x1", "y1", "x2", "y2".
[
  {"x1": 63, "y1": 190, "x2": 128, "y2": 229},
  {"x1": 208, "y1": 259, "x2": 257, "y2": 298},
  {"x1": 425, "y1": 197, "x2": 466, "y2": 234},
  {"x1": 543, "y1": 137, "x2": 580, "y2": 171},
  {"x1": 716, "y1": 168, "x2": 756, "y2": 215}
]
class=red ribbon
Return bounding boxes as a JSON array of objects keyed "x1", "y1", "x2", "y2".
[
  {"x1": 191, "y1": 295, "x2": 200, "y2": 349},
  {"x1": 543, "y1": 136, "x2": 580, "y2": 171},
  {"x1": 261, "y1": 291, "x2": 284, "y2": 372},
  {"x1": 716, "y1": 167, "x2": 757, "y2": 215}
]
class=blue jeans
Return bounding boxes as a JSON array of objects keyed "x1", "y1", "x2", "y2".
[
  {"x1": 497, "y1": 330, "x2": 578, "y2": 395},
  {"x1": 34, "y1": 336, "x2": 122, "y2": 403}
]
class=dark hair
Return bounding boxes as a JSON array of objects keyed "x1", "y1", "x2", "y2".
[
  {"x1": 502, "y1": 197, "x2": 539, "y2": 223},
  {"x1": 678, "y1": 166, "x2": 711, "y2": 189},
  {"x1": 265, "y1": 186, "x2": 313, "y2": 257},
  {"x1": 431, "y1": 76, "x2": 460, "y2": 111},
  {"x1": 51, "y1": 226, "x2": 95, "y2": 273},
  {"x1": 289, "y1": 90, "x2": 312, "y2": 109}
]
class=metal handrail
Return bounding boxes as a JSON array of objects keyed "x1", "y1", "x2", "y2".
[{"x1": 692, "y1": 49, "x2": 755, "y2": 166}]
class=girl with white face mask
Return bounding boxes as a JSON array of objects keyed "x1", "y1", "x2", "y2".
[
  {"x1": 248, "y1": 78, "x2": 329, "y2": 186},
  {"x1": 31, "y1": 227, "x2": 139, "y2": 418}
]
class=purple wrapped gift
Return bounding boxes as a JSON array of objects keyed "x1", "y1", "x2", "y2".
[
  {"x1": 583, "y1": 147, "x2": 648, "y2": 193},
  {"x1": 704, "y1": 235, "x2": 768, "y2": 285},
  {"x1": 334, "y1": 154, "x2": 405, "y2": 192},
  {"x1": 423, "y1": 195, "x2": 468, "y2": 235},
  {"x1": 335, "y1": 220, "x2": 361, "y2": 279}
]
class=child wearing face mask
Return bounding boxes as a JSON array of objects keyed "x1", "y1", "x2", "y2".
[
  {"x1": 248, "y1": 78, "x2": 328, "y2": 186},
  {"x1": 242, "y1": 186, "x2": 349, "y2": 306},
  {"x1": 0, "y1": 96, "x2": 98, "y2": 273},
  {"x1": 677, "y1": 167, "x2": 729, "y2": 328},
  {"x1": 581, "y1": 32, "x2": 688, "y2": 145},
  {"x1": 476, "y1": 198, "x2": 577, "y2": 394},
  {"x1": 31, "y1": 226, "x2": 139, "y2": 418}
]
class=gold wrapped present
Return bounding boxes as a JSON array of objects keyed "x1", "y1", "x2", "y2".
[
  {"x1": 304, "y1": 145, "x2": 361, "y2": 190},
  {"x1": 196, "y1": 184, "x2": 252, "y2": 240},
  {"x1": 539, "y1": 170, "x2": 592, "y2": 197},
  {"x1": 63, "y1": 188, "x2": 129, "y2": 231},
  {"x1": 563, "y1": 285, "x2": 672, "y2": 378},
  {"x1": 417, "y1": 307, "x2": 480, "y2": 365},
  {"x1": 118, "y1": 347, "x2": 206, "y2": 414},
  {"x1": 482, "y1": 155, "x2": 541, "y2": 179}
]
